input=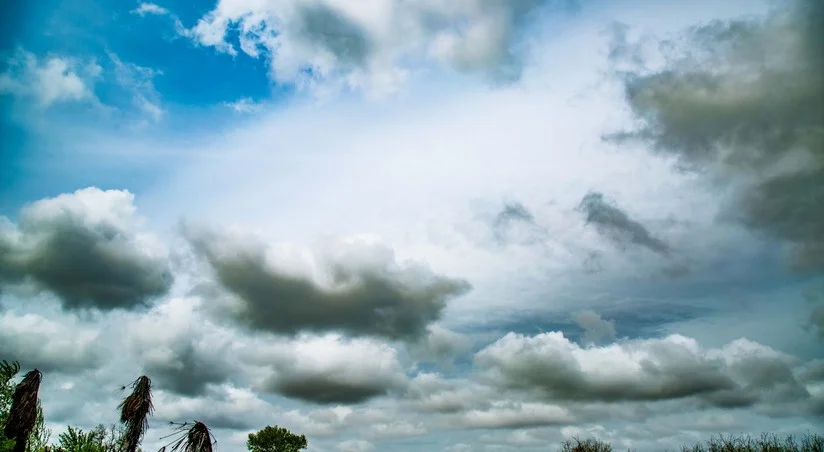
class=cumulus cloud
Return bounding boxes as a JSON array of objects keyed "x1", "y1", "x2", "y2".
[
  {"x1": 127, "y1": 297, "x2": 235, "y2": 396},
  {"x1": 184, "y1": 225, "x2": 470, "y2": 340},
  {"x1": 607, "y1": 0, "x2": 824, "y2": 271},
  {"x1": 165, "y1": 0, "x2": 575, "y2": 93},
  {"x1": 0, "y1": 310, "x2": 101, "y2": 373},
  {"x1": 572, "y1": 310, "x2": 616, "y2": 345},
  {"x1": 475, "y1": 332, "x2": 811, "y2": 411},
  {"x1": 0, "y1": 50, "x2": 98, "y2": 106},
  {"x1": 153, "y1": 385, "x2": 272, "y2": 430},
  {"x1": 578, "y1": 192, "x2": 670, "y2": 255},
  {"x1": 0, "y1": 187, "x2": 173, "y2": 310},
  {"x1": 249, "y1": 334, "x2": 407, "y2": 404}
]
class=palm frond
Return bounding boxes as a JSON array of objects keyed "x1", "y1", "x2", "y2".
[
  {"x1": 117, "y1": 376, "x2": 154, "y2": 452},
  {"x1": 3, "y1": 369, "x2": 42, "y2": 452},
  {"x1": 162, "y1": 422, "x2": 215, "y2": 452}
]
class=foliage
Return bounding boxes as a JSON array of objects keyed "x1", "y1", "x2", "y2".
[
  {"x1": 56, "y1": 426, "x2": 106, "y2": 452},
  {"x1": 247, "y1": 426, "x2": 307, "y2": 452},
  {"x1": 163, "y1": 422, "x2": 215, "y2": 452},
  {"x1": 561, "y1": 437, "x2": 613, "y2": 452},
  {"x1": 680, "y1": 433, "x2": 824, "y2": 452},
  {"x1": 0, "y1": 362, "x2": 48, "y2": 452},
  {"x1": 117, "y1": 377, "x2": 153, "y2": 452}
]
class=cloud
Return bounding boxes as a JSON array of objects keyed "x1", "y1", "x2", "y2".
[
  {"x1": 0, "y1": 187, "x2": 173, "y2": 310},
  {"x1": 250, "y1": 334, "x2": 407, "y2": 404},
  {"x1": 490, "y1": 201, "x2": 548, "y2": 246},
  {"x1": 0, "y1": 50, "x2": 98, "y2": 107},
  {"x1": 475, "y1": 332, "x2": 811, "y2": 410},
  {"x1": 153, "y1": 385, "x2": 272, "y2": 430},
  {"x1": 460, "y1": 402, "x2": 575, "y2": 429},
  {"x1": 337, "y1": 439, "x2": 375, "y2": 452},
  {"x1": 132, "y1": 2, "x2": 169, "y2": 16},
  {"x1": 223, "y1": 97, "x2": 263, "y2": 114},
  {"x1": 175, "y1": 0, "x2": 573, "y2": 93},
  {"x1": 607, "y1": 0, "x2": 824, "y2": 271},
  {"x1": 184, "y1": 225, "x2": 471, "y2": 340},
  {"x1": 127, "y1": 297, "x2": 235, "y2": 396},
  {"x1": 109, "y1": 53, "x2": 164, "y2": 123},
  {"x1": 0, "y1": 310, "x2": 101, "y2": 373},
  {"x1": 578, "y1": 192, "x2": 670, "y2": 255},
  {"x1": 572, "y1": 310, "x2": 616, "y2": 345}
]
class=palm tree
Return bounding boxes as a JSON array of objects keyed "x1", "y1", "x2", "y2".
[
  {"x1": 164, "y1": 422, "x2": 215, "y2": 452},
  {"x1": 117, "y1": 376, "x2": 153, "y2": 452},
  {"x1": 4, "y1": 369, "x2": 42, "y2": 452}
]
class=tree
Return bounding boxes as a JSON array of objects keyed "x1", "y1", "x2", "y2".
[
  {"x1": 247, "y1": 426, "x2": 307, "y2": 452},
  {"x1": 117, "y1": 377, "x2": 153, "y2": 452},
  {"x1": 1, "y1": 362, "x2": 50, "y2": 452},
  {"x1": 1, "y1": 363, "x2": 45, "y2": 452},
  {"x1": 56, "y1": 427, "x2": 105, "y2": 452}
]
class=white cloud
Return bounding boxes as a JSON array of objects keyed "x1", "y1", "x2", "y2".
[
  {"x1": 223, "y1": 97, "x2": 263, "y2": 114},
  {"x1": 174, "y1": 0, "x2": 570, "y2": 94},
  {"x1": 109, "y1": 52, "x2": 164, "y2": 123},
  {"x1": 0, "y1": 50, "x2": 97, "y2": 106},
  {"x1": 132, "y1": 2, "x2": 169, "y2": 16},
  {"x1": 337, "y1": 439, "x2": 375, "y2": 452}
]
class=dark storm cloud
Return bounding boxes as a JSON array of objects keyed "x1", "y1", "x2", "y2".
[
  {"x1": 143, "y1": 343, "x2": 234, "y2": 397},
  {"x1": 0, "y1": 188, "x2": 173, "y2": 310},
  {"x1": 267, "y1": 374, "x2": 393, "y2": 405},
  {"x1": 183, "y1": 225, "x2": 471, "y2": 340},
  {"x1": 606, "y1": 0, "x2": 824, "y2": 271},
  {"x1": 578, "y1": 191, "x2": 670, "y2": 254}
]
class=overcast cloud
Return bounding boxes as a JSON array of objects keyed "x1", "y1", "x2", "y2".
[{"x1": 3, "y1": 0, "x2": 823, "y2": 451}]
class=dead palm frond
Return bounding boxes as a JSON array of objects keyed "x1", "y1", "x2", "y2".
[
  {"x1": 161, "y1": 421, "x2": 215, "y2": 452},
  {"x1": 4, "y1": 369, "x2": 42, "y2": 452},
  {"x1": 118, "y1": 376, "x2": 154, "y2": 452}
]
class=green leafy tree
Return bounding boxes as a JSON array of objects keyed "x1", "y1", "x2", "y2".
[
  {"x1": 0, "y1": 361, "x2": 49, "y2": 452},
  {"x1": 247, "y1": 426, "x2": 307, "y2": 452},
  {"x1": 56, "y1": 427, "x2": 105, "y2": 452}
]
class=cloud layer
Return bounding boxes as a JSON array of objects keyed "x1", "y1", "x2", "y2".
[
  {"x1": 184, "y1": 225, "x2": 471, "y2": 340},
  {"x1": 0, "y1": 187, "x2": 172, "y2": 310},
  {"x1": 608, "y1": 0, "x2": 824, "y2": 271}
]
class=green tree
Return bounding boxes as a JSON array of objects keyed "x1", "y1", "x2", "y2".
[
  {"x1": 0, "y1": 361, "x2": 49, "y2": 452},
  {"x1": 247, "y1": 426, "x2": 307, "y2": 452},
  {"x1": 56, "y1": 427, "x2": 105, "y2": 452}
]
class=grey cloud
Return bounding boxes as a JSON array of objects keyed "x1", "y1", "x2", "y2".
[
  {"x1": 185, "y1": 0, "x2": 573, "y2": 89},
  {"x1": 0, "y1": 311, "x2": 101, "y2": 373},
  {"x1": 127, "y1": 298, "x2": 235, "y2": 396},
  {"x1": 143, "y1": 343, "x2": 234, "y2": 397},
  {"x1": 475, "y1": 333, "x2": 811, "y2": 411},
  {"x1": 578, "y1": 192, "x2": 670, "y2": 255},
  {"x1": 572, "y1": 310, "x2": 616, "y2": 344},
  {"x1": 490, "y1": 202, "x2": 548, "y2": 246},
  {"x1": 607, "y1": 0, "x2": 824, "y2": 271},
  {"x1": 294, "y1": 3, "x2": 373, "y2": 67},
  {"x1": 259, "y1": 338, "x2": 407, "y2": 405},
  {"x1": 267, "y1": 374, "x2": 393, "y2": 405},
  {"x1": 184, "y1": 225, "x2": 471, "y2": 340},
  {"x1": 0, "y1": 188, "x2": 173, "y2": 311}
]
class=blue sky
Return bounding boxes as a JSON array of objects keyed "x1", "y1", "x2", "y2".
[{"x1": 1, "y1": 0, "x2": 823, "y2": 451}]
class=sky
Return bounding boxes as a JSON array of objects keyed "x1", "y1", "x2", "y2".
[{"x1": 1, "y1": 0, "x2": 823, "y2": 451}]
